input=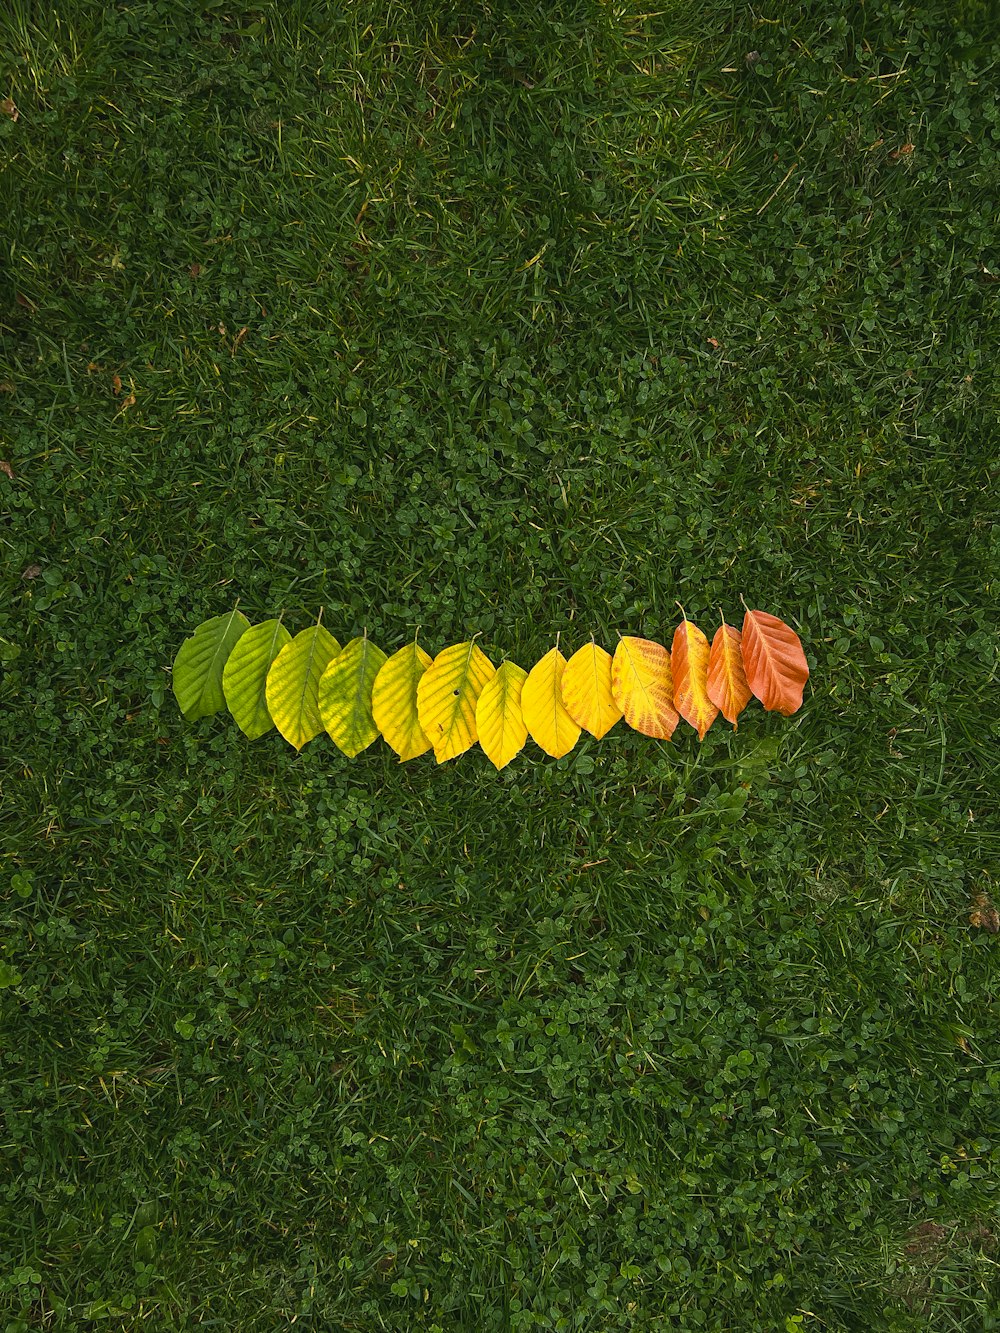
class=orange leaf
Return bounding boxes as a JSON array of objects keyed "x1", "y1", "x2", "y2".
[
  {"x1": 611, "y1": 636, "x2": 678, "y2": 739},
  {"x1": 741, "y1": 610, "x2": 809, "y2": 715},
  {"x1": 671, "y1": 618, "x2": 718, "y2": 741},
  {"x1": 707, "y1": 622, "x2": 752, "y2": 728}
]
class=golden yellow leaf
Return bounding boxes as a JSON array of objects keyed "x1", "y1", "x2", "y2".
[
  {"x1": 371, "y1": 640, "x2": 434, "y2": 762},
  {"x1": 611, "y1": 636, "x2": 678, "y2": 739},
  {"x1": 521, "y1": 647, "x2": 580, "y2": 759},
  {"x1": 706, "y1": 621, "x2": 752, "y2": 729},
  {"x1": 265, "y1": 624, "x2": 341, "y2": 750},
  {"x1": 671, "y1": 618, "x2": 718, "y2": 741},
  {"x1": 416, "y1": 641, "x2": 495, "y2": 763},
  {"x1": 476, "y1": 661, "x2": 528, "y2": 770},
  {"x1": 561, "y1": 642, "x2": 622, "y2": 739}
]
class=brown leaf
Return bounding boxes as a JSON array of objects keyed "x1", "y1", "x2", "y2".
[
  {"x1": 232, "y1": 326, "x2": 248, "y2": 355},
  {"x1": 0, "y1": 381, "x2": 13, "y2": 393},
  {"x1": 905, "y1": 1221, "x2": 948, "y2": 1258},
  {"x1": 188, "y1": 262, "x2": 202, "y2": 278},
  {"x1": 0, "y1": 460, "x2": 13, "y2": 480},
  {"x1": 969, "y1": 891, "x2": 999, "y2": 934},
  {"x1": 1, "y1": 97, "x2": 18, "y2": 122},
  {"x1": 120, "y1": 392, "x2": 136, "y2": 411},
  {"x1": 112, "y1": 374, "x2": 122, "y2": 395},
  {"x1": 889, "y1": 143, "x2": 914, "y2": 161},
  {"x1": 15, "y1": 293, "x2": 35, "y2": 312},
  {"x1": 22, "y1": 564, "x2": 42, "y2": 580}
]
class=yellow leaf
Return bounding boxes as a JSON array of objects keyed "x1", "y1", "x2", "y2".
[
  {"x1": 521, "y1": 646, "x2": 580, "y2": 759},
  {"x1": 319, "y1": 636, "x2": 388, "y2": 758},
  {"x1": 372, "y1": 641, "x2": 434, "y2": 762},
  {"x1": 611, "y1": 636, "x2": 678, "y2": 739},
  {"x1": 671, "y1": 618, "x2": 718, "y2": 741},
  {"x1": 476, "y1": 661, "x2": 528, "y2": 770},
  {"x1": 416, "y1": 641, "x2": 495, "y2": 763},
  {"x1": 265, "y1": 624, "x2": 341, "y2": 750},
  {"x1": 561, "y1": 642, "x2": 622, "y2": 739}
]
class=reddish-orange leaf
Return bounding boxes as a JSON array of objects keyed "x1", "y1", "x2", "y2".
[
  {"x1": 741, "y1": 610, "x2": 809, "y2": 715},
  {"x1": 707, "y1": 622, "x2": 752, "y2": 729},
  {"x1": 671, "y1": 618, "x2": 718, "y2": 741}
]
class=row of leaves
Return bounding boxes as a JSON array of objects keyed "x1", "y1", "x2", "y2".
[{"x1": 171, "y1": 608, "x2": 809, "y2": 769}]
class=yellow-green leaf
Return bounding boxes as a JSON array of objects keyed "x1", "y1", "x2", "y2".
[
  {"x1": 222, "y1": 618, "x2": 293, "y2": 739},
  {"x1": 476, "y1": 661, "x2": 528, "y2": 770},
  {"x1": 611, "y1": 636, "x2": 679, "y2": 739},
  {"x1": 561, "y1": 642, "x2": 622, "y2": 740},
  {"x1": 521, "y1": 647, "x2": 580, "y2": 759},
  {"x1": 172, "y1": 609, "x2": 250, "y2": 721},
  {"x1": 318, "y1": 636, "x2": 388, "y2": 758},
  {"x1": 371, "y1": 641, "x2": 434, "y2": 762},
  {"x1": 416, "y1": 640, "x2": 495, "y2": 763},
  {"x1": 265, "y1": 624, "x2": 341, "y2": 751}
]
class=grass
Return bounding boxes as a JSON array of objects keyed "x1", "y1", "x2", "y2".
[{"x1": 1, "y1": 0, "x2": 998, "y2": 1327}]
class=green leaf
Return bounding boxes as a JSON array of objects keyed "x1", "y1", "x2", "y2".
[
  {"x1": 222, "y1": 618, "x2": 293, "y2": 739},
  {"x1": 318, "y1": 636, "x2": 388, "y2": 758},
  {"x1": 172, "y1": 609, "x2": 251, "y2": 721},
  {"x1": 265, "y1": 623, "x2": 341, "y2": 751}
]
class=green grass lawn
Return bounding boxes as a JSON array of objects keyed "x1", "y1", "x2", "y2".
[{"x1": 2, "y1": 0, "x2": 998, "y2": 1327}]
